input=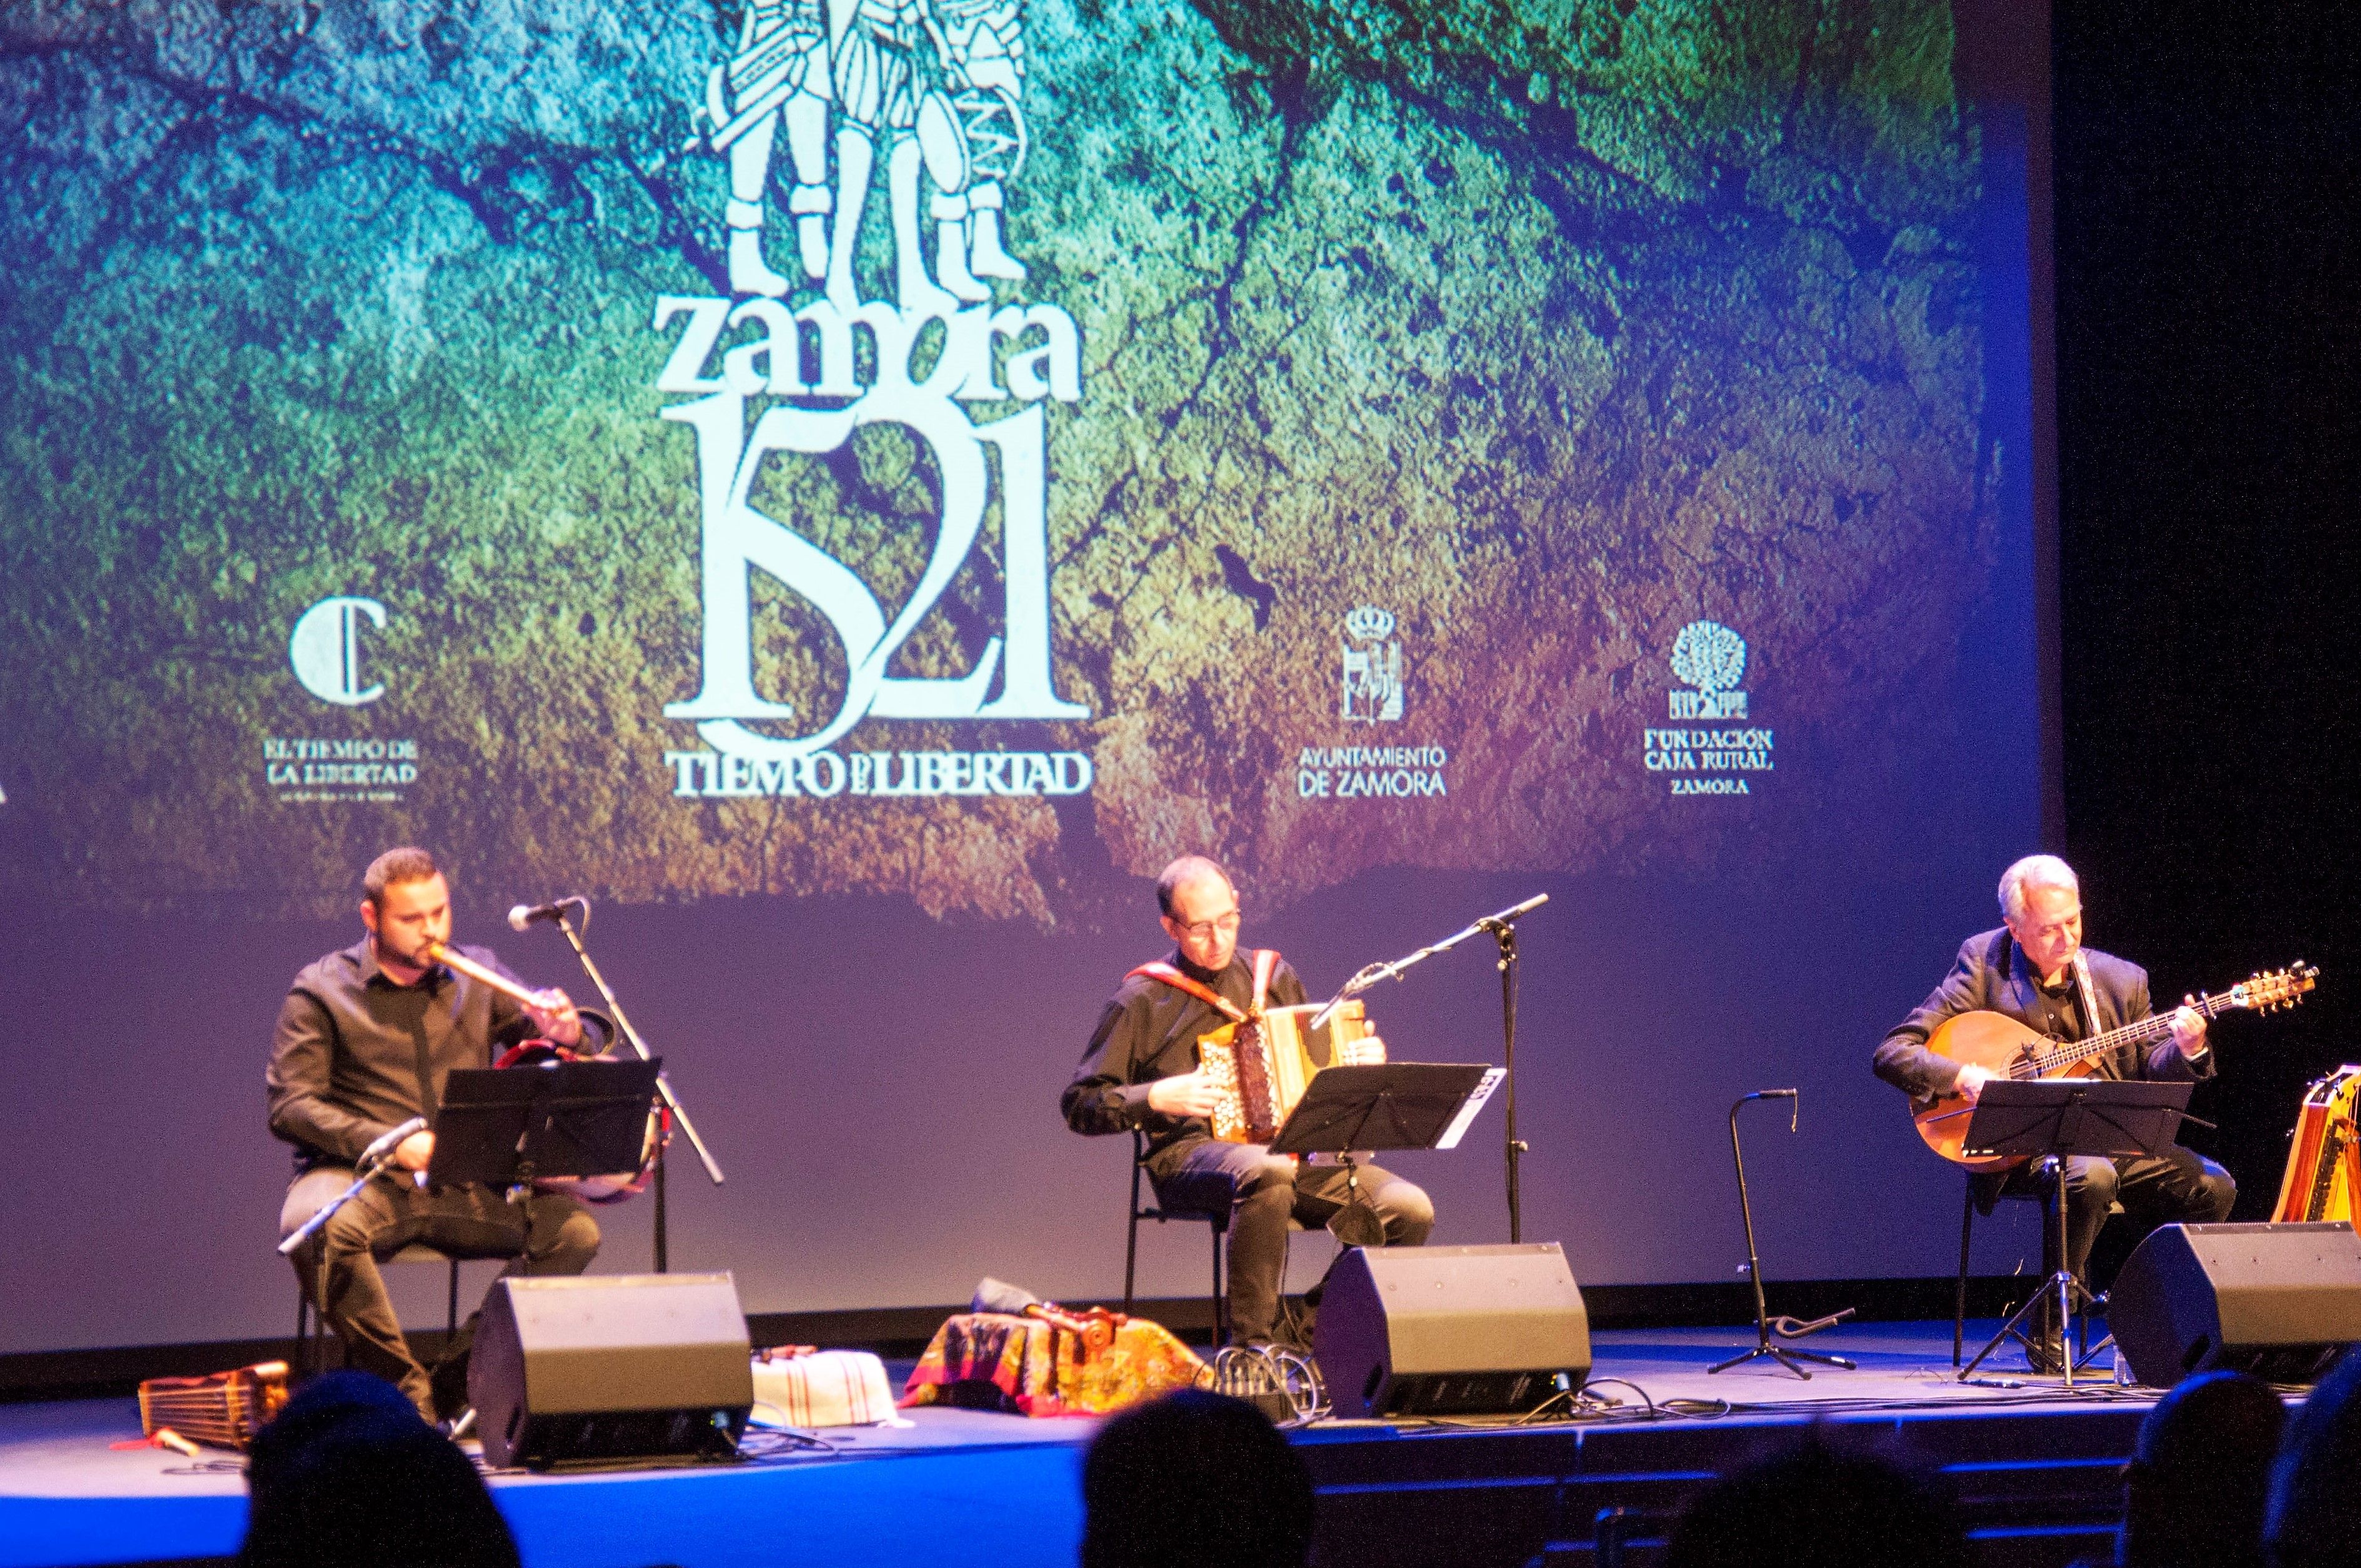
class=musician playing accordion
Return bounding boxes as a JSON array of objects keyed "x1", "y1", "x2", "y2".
[
  {"x1": 266, "y1": 847, "x2": 603, "y2": 1423},
  {"x1": 1063, "y1": 855, "x2": 1434, "y2": 1348}
]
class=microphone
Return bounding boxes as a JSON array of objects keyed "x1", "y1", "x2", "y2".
[
  {"x1": 508, "y1": 897, "x2": 581, "y2": 932},
  {"x1": 360, "y1": 1117, "x2": 428, "y2": 1168}
]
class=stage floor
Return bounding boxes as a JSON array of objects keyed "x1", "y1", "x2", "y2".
[{"x1": 0, "y1": 1320, "x2": 2189, "y2": 1568}]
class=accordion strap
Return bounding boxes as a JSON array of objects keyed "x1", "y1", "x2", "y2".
[{"x1": 1127, "y1": 949, "x2": 1281, "y2": 1022}]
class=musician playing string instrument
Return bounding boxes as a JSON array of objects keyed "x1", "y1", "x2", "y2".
[
  {"x1": 1873, "y1": 854, "x2": 2234, "y2": 1365},
  {"x1": 267, "y1": 847, "x2": 603, "y2": 1422},
  {"x1": 1062, "y1": 855, "x2": 1434, "y2": 1349}
]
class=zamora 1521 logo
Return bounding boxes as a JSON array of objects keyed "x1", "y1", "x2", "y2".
[{"x1": 653, "y1": 0, "x2": 1094, "y2": 803}]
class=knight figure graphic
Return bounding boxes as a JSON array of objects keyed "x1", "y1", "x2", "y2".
[{"x1": 701, "y1": 0, "x2": 1029, "y2": 307}]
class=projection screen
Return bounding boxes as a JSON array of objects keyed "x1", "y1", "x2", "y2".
[{"x1": 0, "y1": 0, "x2": 2050, "y2": 1354}]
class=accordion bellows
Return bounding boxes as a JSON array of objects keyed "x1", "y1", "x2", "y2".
[{"x1": 1199, "y1": 1000, "x2": 1383, "y2": 1143}]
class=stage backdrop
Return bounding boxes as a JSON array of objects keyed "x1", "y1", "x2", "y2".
[{"x1": 0, "y1": 0, "x2": 2052, "y2": 1354}]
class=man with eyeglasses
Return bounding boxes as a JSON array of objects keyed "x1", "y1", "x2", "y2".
[{"x1": 1062, "y1": 855, "x2": 1435, "y2": 1348}]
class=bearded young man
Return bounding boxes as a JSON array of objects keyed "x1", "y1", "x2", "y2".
[{"x1": 268, "y1": 847, "x2": 603, "y2": 1420}]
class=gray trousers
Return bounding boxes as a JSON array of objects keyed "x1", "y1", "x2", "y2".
[
  {"x1": 280, "y1": 1165, "x2": 599, "y2": 1418},
  {"x1": 1155, "y1": 1139, "x2": 1433, "y2": 1344}
]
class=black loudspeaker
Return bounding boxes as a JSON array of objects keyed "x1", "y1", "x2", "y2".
[
  {"x1": 468, "y1": 1272, "x2": 754, "y2": 1469},
  {"x1": 2110, "y1": 1222, "x2": 2361, "y2": 1387},
  {"x1": 1313, "y1": 1243, "x2": 1591, "y2": 1418}
]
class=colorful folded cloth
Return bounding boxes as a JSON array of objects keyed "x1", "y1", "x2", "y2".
[{"x1": 899, "y1": 1312, "x2": 1205, "y2": 1417}]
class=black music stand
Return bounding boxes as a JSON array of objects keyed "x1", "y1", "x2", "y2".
[
  {"x1": 1955, "y1": 1078, "x2": 2194, "y2": 1386},
  {"x1": 428, "y1": 1058, "x2": 665, "y2": 1195},
  {"x1": 1272, "y1": 1064, "x2": 1499, "y2": 1240}
]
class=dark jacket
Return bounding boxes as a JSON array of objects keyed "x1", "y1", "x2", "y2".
[{"x1": 1873, "y1": 926, "x2": 2215, "y2": 1101}]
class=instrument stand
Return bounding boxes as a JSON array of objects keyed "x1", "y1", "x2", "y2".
[
  {"x1": 1709, "y1": 1091, "x2": 1855, "y2": 1379},
  {"x1": 1305, "y1": 894, "x2": 1547, "y2": 1243},
  {"x1": 430, "y1": 1057, "x2": 666, "y2": 1197},
  {"x1": 546, "y1": 905, "x2": 726, "y2": 1272},
  {"x1": 1960, "y1": 1153, "x2": 2100, "y2": 1383},
  {"x1": 1277, "y1": 1063, "x2": 1502, "y2": 1258},
  {"x1": 1323, "y1": 1152, "x2": 1385, "y2": 1248},
  {"x1": 1485, "y1": 919, "x2": 1527, "y2": 1244},
  {"x1": 1954, "y1": 1078, "x2": 2193, "y2": 1386}
]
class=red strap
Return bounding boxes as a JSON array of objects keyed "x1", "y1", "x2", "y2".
[{"x1": 1127, "y1": 950, "x2": 1282, "y2": 1022}]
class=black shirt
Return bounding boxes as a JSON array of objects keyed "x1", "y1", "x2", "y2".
[
  {"x1": 2027, "y1": 969, "x2": 2088, "y2": 1047},
  {"x1": 266, "y1": 938, "x2": 543, "y2": 1171},
  {"x1": 1062, "y1": 949, "x2": 1307, "y2": 1168}
]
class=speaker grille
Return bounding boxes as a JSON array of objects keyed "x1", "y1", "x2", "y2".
[
  {"x1": 2111, "y1": 1222, "x2": 2361, "y2": 1388},
  {"x1": 470, "y1": 1273, "x2": 753, "y2": 1469}
]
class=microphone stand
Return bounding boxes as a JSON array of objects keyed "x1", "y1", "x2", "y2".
[
  {"x1": 545, "y1": 903, "x2": 725, "y2": 1273},
  {"x1": 1708, "y1": 1090, "x2": 1854, "y2": 1378},
  {"x1": 1307, "y1": 892, "x2": 1548, "y2": 1241},
  {"x1": 1486, "y1": 913, "x2": 1525, "y2": 1243},
  {"x1": 280, "y1": 1122, "x2": 420, "y2": 1376}
]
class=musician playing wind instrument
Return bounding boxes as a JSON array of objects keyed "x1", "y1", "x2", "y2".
[
  {"x1": 1062, "y1": 855, "x2": 1433, "y2": 1348},
  {"x1": 1874, "y1": 854, "x2": 2234, "y2": 1367},
  {"x1": 267, "y1": 847, "x2": 603, "y2": 1422}
]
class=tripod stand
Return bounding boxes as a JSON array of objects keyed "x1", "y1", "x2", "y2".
[
  {"x1": 1953, "y1": 1078, "x2": 2192, "y2": 1386},
  {"x1": 1708, "y1": 1090, "x2": 1854, "y2": 1378}
]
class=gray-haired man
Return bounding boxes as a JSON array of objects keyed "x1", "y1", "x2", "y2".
[{"x1": 1875, "y1": 854, "x2": 2234, "y2": 1368}]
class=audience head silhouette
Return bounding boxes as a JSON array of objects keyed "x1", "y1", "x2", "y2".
[
  {"x1": 2119, "y1": 1369, "x2": 2284, "y2": 1568},
  {"x1": 239, "y1": 1370, "x2": 519, "y2": 1568},
  {"x1": 1081, "y1": 1389, "x2": 1312, "y2": 1568},
  {"x1": 1664, "y1": 1431, "x2": 1968, "y2": 1568},
  {"x1": 2269, "y1": 1348, "x2": 2361, "y2": 1568}
]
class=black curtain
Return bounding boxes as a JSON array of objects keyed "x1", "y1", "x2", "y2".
[{"x1": 2052, "y1": 0, "x2": 2361, "y2": 1214}]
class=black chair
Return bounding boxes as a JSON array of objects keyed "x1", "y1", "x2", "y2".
[
  {"x1": 296, "y1": 1242, "x2": 463, "y2": 1371},
  {"x1": 1124, "y1": 1130, "x2": 1232, "y2": 1344},
  {"x1": 1123, "y1": 1133, "x2": 1317, "y2": 1349}
]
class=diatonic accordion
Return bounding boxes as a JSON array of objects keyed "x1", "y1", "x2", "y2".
[{"x1": 1197, "y1": 1000, "x2": 1383, "y2": 1144}]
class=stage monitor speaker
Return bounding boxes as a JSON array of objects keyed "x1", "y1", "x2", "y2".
[
  {"x1": 1314, "y1": 1242, "x2": 1591, "y2": 1418},
  {"x1": 2110, "y1": 1221, "x2": 2361, "y2": 1388},
  {"x1": 468, "y1": 1272, "x2": 753, "y2": 1469}
]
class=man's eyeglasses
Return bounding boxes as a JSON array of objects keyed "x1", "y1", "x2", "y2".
[{"x1": 1176, "y1": 910, "x2": 1242, "y2": 940}]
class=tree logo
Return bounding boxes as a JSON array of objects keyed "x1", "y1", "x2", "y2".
[{"x1": 1668, "y1": 621, "x2": 1748, "y2": 720}]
